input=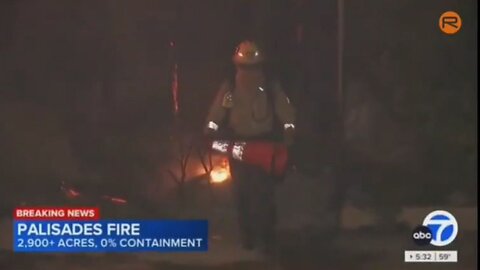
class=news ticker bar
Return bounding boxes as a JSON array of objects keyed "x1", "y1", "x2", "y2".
[
  {"x1": 404, "y1": 250, "x2": 457, "y2": 263},
  {"x1": 14, "y1": 220, "x2": 208, "y2": 253}
]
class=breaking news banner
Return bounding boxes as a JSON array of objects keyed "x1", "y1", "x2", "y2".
[{"x1": 13, "y1": 207, "x2": 208, "y2": 253}]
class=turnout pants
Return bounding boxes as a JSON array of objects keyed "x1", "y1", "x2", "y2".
[{"x1": 229, "y1": 158, "x2": 276, "y2": 249}]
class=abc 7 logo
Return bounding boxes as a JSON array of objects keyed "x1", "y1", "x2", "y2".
[{"x1": 412, "y1": 210, "x2": 458, "y2": 246}]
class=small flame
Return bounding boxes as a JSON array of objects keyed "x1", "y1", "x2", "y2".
[
  {"x1": 210, "y1": 159, "x2": 230, "y2": 183},
  {"x1": 210, "y1": 169, "x2": 229, "y2": 183}
]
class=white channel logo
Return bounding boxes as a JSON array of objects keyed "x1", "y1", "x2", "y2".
[{"x1": 422, "y1": 210, "x2": 458, "y2": 247}]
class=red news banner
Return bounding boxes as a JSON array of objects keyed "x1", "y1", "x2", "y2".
[{"x1": 14, "y1": 207, "x2": 100, "y2": 221}]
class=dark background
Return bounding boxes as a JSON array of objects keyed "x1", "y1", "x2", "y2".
[
  {"x1": 0, "y1": 0, "x2": 476, "y2": 224},
  {"x1": 0, "y1": 1, "x2": 477, "y2": 269}
]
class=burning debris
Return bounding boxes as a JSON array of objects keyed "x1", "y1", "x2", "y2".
[
  {"x1": 60, "y1": 181, "x2": 128, "y2": 205},
  {"x1": 209, "y1": 159, "x2": 230, "y2": 184},
  {"x1": 102, "y1": 196, "x2": 128, "y2": 205},
  {"x1": 60, "y1": 181, "x2": 81, "y2": 199}
]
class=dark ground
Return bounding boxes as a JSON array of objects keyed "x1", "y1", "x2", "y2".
[
  {"x1": 0, "y1": 173, "x2": 477, "y2": 270},
  {"x1": 0, "y1": 229, "x2": 476, "y2": 270}
]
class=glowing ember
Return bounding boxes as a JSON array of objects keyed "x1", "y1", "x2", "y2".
[
  {"x1": 61, "y1": 182, "x2": 81, "y2": 199},
  {"x1": 210, "y1": 159, "x2": 230, "y2": 183},
  {"x1": 65, "y1": 188, "x2": 81, "y2": 198},
  {"x1": 102, "y1": 195, "x2": 128, "y2": 205}
]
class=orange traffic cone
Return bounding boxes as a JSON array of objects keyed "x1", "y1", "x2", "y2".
[{"x1": 211, "y1": 140, "x2": 288, "y2": 177}]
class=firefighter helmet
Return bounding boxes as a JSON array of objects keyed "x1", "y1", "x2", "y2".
[{"x1": 232, "y1": 40, "x2": 264, "y2": 65}]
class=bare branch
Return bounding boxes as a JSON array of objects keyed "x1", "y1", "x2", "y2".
[
  {"x1": 198, "y1": 152, "x2": 209, "y2": 173},
  {"x1": 183, "y1": 142, "x2": 194, "y2": 167},
  {"x1": 178, "y1": 137, "x2": 185, "y2": 158},
  {"x1": 179, "y1": 140, "x2": 190, "y2": 169},
  {"x1": 180, "y1": 171, "x2": 186, "y2": 184},
  {"x1": 208, "y1": 150, "x2": 213, "y2": 170},
  {"x1": 167, "y1": 169, "x2": 180, "y2": 184},
  {"x1": 176, "y1": 156, "x2": 183, "y2": 164}
]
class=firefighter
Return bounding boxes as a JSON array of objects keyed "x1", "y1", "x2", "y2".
[{"x1": 204, "y1": 40, "x2": 295, "y2": 253}]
